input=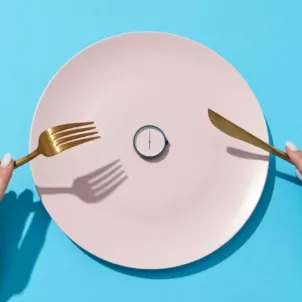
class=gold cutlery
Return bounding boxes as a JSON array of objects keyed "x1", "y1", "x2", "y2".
[
  {"x1": 208, "y1": 109, "x2": 290, "y2": 163},
  {"x1": 14, "y1": 122, "x2": 100, "y2": 168}
]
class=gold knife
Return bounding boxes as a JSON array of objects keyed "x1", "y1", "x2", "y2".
[{"x1": 208, "y1": 109, "x2": 291, "y2": 163}]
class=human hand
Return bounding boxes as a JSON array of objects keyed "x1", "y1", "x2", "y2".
[
  {"x1": 286, "y1": 142, "x2": 302, "y2": 181},
  {"x1": 0, "y1": 154, "x2": 14, "y2": 200}
]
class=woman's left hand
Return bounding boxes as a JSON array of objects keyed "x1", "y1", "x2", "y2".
[{"x1": 0, "y1": 154, "x2": 14, "y2": 200}]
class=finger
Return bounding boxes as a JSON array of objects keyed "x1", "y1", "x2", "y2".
[
  {"x1": 285, "y1": 140, "x2": 302, "y2": 170},
  {"x1": 0, "y1": 154, "x2": 14, "y2": 200},
  {"x1": 295, "y1": 169, "x2": 302, "y2": 182},
  {"x1": 285, "y1": 146, "x2": 302, "y2": 181},
  {"x1": 286, "y1": 147, "x2": 302, "y2": 169}
]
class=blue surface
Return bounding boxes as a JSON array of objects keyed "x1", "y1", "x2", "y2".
[{"x1": 1, "y1": 0, "x2": 302, "y2": 301}]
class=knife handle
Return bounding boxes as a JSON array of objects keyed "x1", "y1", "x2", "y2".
[{"x1": 241, "y1": 133, "x2": 291, "y2": 163}]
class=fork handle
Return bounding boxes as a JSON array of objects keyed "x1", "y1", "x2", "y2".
[{"x1": 14, "y1": 149, "x2": 40, "y2": 169}]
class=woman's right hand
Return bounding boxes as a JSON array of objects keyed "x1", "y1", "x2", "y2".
[{"x1": 286, "y1": 142, "x2": 302, "y2": 181}]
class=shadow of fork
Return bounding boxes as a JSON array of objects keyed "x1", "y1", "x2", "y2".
[{"x1": 36, "y1": 160, "x2": 128, "y2": 203}]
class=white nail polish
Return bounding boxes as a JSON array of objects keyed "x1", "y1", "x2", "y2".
[
  {"x1": 296, "y1": 169, "x2": 302, "y2": 182},
  {"x1": 285, "y1": 141, "x2": 298, "y2": 151},
  {"x1": 0, "y1": 153, "x2": 12, "y2": 168}
]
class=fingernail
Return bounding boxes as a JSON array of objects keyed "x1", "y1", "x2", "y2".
[
  {"x1": 296, "y1": 169, "x2": 302, "y2": 182},
  {"x1": 285, "y1": 141, "x2": 298, "y2": 151},
  {"x1": 0, "y1": 153, "x2": 12, "y2": 168}
]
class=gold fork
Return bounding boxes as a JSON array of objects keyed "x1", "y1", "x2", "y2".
[{"x1": 14, "y1": 122, "x2": 100, "y2": 169}]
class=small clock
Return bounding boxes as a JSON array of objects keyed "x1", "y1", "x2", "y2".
[{"x1": 133, "y1": 125, "x2": 169, "y2": 159}]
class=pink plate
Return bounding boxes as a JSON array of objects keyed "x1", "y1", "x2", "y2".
[{"x1": 31, "y1": 32, "x2": 269, "y2": 269}]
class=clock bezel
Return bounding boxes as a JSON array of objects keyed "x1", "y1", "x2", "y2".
[{"x1": 133, "y1": 125, "x2": 168, "y2": 159}]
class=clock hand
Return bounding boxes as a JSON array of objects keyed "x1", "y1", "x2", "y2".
[{"x1": 149, "y1": 130, "x2": 151, "y2": 150}]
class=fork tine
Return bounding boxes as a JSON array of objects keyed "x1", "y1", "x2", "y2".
[
  {"x1": 52, "y1": 127, "x2": 96, "y2": 139},
  {"x1": 55, "y1": 132, "x2": 99, "y2": 146},
  {"x1": 56, "y1": 136, "x2": 100, "y2": 153},
  {"x1": 49, "y1": 122, "x2": 94, "y2": 135}
]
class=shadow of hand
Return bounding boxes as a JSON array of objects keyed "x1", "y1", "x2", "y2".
[
  {"x1": 37, "y1": 160, "x2": 128, "y2": 203},
  {"x1": 0, "y1": 190, "x2": 51, "y2": 302}
]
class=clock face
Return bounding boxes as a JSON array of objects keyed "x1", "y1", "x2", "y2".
[{"x1": 133, "y1": 125, "x2": 167, "y2": 159}]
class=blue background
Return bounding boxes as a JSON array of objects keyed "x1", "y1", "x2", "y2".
[{"x1": 1, "y1": 0, "x2": 302, "y2": 301}]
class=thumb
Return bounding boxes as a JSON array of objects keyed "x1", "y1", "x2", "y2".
[{"x1": 0, "y1": 154, "x2": 14, "y2": 200}]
